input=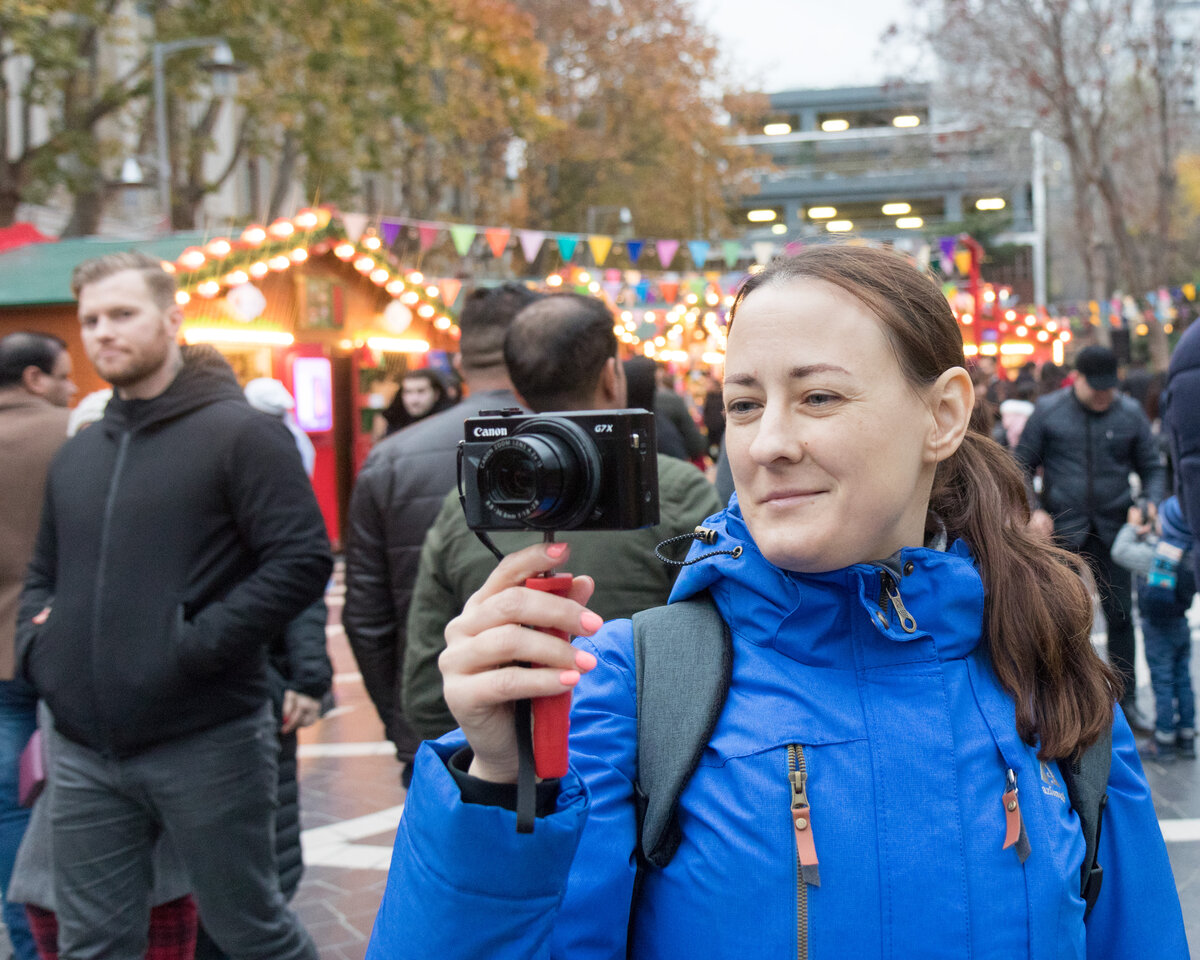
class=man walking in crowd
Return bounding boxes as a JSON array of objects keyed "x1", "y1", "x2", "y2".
[
  {"x1": 0, "y1": 332, "x2": 75, "y2": 960},
  {"x1": 1015, "y1": 344, "x2": 1166, "y2": 732},
  {"x1": 17, "y1": 252, "x2": 331, "y2": 960},
  {"x1": 1164, "y1": 318, "x2": 1200, "y2": 582},
  {"x1": 403, "y1": 293, "x2": 722, "y2": 743},
  {"x1": 345, "y1": 283, "x2": 541, "y2": 785}
]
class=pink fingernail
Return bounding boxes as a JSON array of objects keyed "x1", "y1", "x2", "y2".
[
  {"x1": 558, "y1": 670, "x2": 581, "y2": 687},
  {"x1": 575, "y1": 650, "x2": 598, "y2": 671},
  {"x1": 547, "y1": 543, "x2": 568, "y2": 559},
  {"x1": 580, "y1": 611, "x2": 603, "y2": 633}
]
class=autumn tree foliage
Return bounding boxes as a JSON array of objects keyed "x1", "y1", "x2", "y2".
[
  {"x1": 514, "y1": 0, "x2": 760, "y2": 238},
  {"x1": 913, "y1": 0, "x2": 1194, "y2": 359}
]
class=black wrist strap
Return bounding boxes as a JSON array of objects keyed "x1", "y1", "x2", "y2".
[{"x1": 515, "y1": 697, "x2": 536, "y2": 833}]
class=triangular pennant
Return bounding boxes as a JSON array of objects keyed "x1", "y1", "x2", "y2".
[
  {"x1": 450, "y1": 224, "x2": 477, "y2": 257},
  {"x1": 752, "y1": 241, "x2": 776, "y2": 266},
  {"x1": 656, "y1": 239, "x2": 680, "y2": 269},
  {"x1": 556, "y1": 235, "x2": 579, "y2": 261},
  {"x1": 381, "y1": 219, "x2": 401, "y2": 248},
  {"x1": 722, "y1": 241, "x2": 741, "y2": 268},
  {"x1": 588, "y1": 235, "x2": 614, "y2": 266},
  {"x1": 688, "y1": 241, "x2": 711, "y2": 269},
  {"x1": 605, "y1": 269, "x2": 622, "y2": 283},
  {"x1": 659, "y1": 280, "x2": 680, "y2": 303},
  {"x1": 342, "y1": 212, "x2": 368, "y2": 242},
  {"x1": 626, "y1": 240, "x2": 644, "y2": 264},
  {"x1": 636, "y1": 280, "x2": 650, "y2": 302},
  {"x1": 485, "y1": 227, "x2": 511, "y2": 258},
  {"x1": 418, "y1": 223, "x2": 440, "y2": 252},
  {"x1": 518, "y1": 230, "x2": 545, "y2": 262},
  {"x1": 438, "y1": 278, "x2": 463, "y2": 307},
  {"x1": 602, "y1": 280, "x2": 622, "y2": 301},
  {"x1": 953, "y1": 250, "x2": 973, "y2": 276}
]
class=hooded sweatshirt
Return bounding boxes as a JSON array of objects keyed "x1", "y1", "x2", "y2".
[{"x1": 17, "y1": 347, "x2": 332, "y2": 757}]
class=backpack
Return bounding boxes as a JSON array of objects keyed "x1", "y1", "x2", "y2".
[{"x1": 630, "y1": 592, "x2": 1111, "y2": 919}]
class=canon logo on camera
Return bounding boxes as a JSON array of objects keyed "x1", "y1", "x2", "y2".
[{"x1": 473, "y1": 426, "x2": 509, "y2": 438}]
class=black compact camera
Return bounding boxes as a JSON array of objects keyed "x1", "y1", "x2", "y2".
[{"x1": 458, "y1": 408, "x2": 660, "y2": 531}]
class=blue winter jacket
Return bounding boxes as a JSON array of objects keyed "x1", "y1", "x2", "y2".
[
  {"x1": 367, "y1": 500, "x2": 1187, "y2": 959},
  {"x1": 1165, "y1": 319, "x2": 1200, "y2": 583}
]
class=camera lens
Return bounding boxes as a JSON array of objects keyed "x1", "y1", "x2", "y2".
[
  {"x1": 475, "y1": 419, "x2": 601, "y2": 528},
  {"x1": 488, "y1": 446, "x2": 539, "y2": 502}
]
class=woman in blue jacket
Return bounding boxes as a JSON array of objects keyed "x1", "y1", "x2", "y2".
[{"x1": 367, "y1": 245, "x2": 1188, "y2": 959}]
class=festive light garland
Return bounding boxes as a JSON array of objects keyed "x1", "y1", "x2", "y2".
[{"x1": 167, "y1": 207, "x2": 459, "y2": 339}]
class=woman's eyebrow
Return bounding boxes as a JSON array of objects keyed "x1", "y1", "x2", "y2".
[{"x1": 724, "y1": 363, "x2": 851, "y2": 389}]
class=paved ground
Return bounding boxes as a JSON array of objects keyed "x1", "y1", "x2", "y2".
[{"x1": 291, "y1": 572, "x2": 1200, "y2": 958}]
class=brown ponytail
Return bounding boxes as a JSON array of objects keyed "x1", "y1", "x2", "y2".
[
  {"x1": 930, "y1": 430, "x2": 1121, "y2": 759},
  {"x1": 733, "y1": 244, "x2": 1120, "y2": 760}
]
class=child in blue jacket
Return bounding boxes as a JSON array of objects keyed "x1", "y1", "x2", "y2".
[{"x1": 1112, "y1": 495, "x2": 1197, "y2": 760}]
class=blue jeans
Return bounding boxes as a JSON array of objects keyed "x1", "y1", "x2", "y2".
[
  {"x1": 0, "y1": 677, "x2": 39, "y2": 960},
  {"x1": 1142, "y1": 616, "x2": 1196, "y2": 738}
]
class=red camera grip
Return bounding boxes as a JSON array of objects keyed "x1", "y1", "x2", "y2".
[{"x1": 524, "y1": 572, "x2": 576, "y2": 778}]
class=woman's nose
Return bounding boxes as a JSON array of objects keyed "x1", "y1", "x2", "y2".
[{"x1": 748, "y1": 406, "x2": 803, "y2": 464}]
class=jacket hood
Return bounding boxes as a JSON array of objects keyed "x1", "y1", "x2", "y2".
[
  {"x1": 102, "y1": 344, "x2": 245, "y2": 433},
  {"x1": 668, "y1": 494, "x2": 986, "y2": 668},
  {"x1": 1160, "y1": 495, "x2": 1192, "y2": 548}
]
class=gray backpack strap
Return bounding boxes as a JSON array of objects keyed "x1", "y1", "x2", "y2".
[
  {"x1": 632, "y1": 592, "x2": 732, "y2": 869},
  {"x1": 1059, "y1": 723, "x2": 1113, "y2": 919}
]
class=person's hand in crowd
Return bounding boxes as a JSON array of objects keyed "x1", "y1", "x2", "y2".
[
  {"x1": 1029, "y1": 508, "x2": 1055, "y2": 540},
  {"x1": 440, "y1": 542, "x2": 602, "y2": 784},
  {"x1": 281, "y1": 690, "x2": 322, "y2": 734}
]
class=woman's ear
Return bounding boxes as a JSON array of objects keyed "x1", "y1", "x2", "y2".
[{"x1": 924, "y1": 366, "x2": 974, "y2": 464}]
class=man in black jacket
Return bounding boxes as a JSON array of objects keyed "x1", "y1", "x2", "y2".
[
  {"x1": 1015, "y1": 345, "x2": 1165, "y2": 733},
  {"x1": 17, "y1": 252, "x2": 331, "y2": 960},
  {"x1": 344, "y1": 283, "x2": 541, "y2": 785}
]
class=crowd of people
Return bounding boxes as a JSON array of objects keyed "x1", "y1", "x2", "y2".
[{"x1": 0, "y1": 241, "x2": 1198, "y2": 958}]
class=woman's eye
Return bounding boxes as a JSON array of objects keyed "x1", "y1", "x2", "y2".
[
  {"x1": 805, "y1": 392, "x2": 839, "y2": 407},
  {"x1": 726, "y1": 399, "x2": 758, "y2": 415}
]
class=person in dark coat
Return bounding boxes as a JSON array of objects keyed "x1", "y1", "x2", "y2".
[
  {"x1": 1164, "y1": 319, "x2": 1200, "y2": 582},
  {"x1": 1015, "y1": 344, "x2": 1166, "y2": 734},
  {"x1": 624, "y1": 356, "x2": 689, "y2": 460},
  {"x1": 380, "y1": 369, "x2": 454, "y2": 436}
]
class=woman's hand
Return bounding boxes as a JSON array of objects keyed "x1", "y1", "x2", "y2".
[{"x1": 440, "y1": 542, "x2": 602, "y2": 784}]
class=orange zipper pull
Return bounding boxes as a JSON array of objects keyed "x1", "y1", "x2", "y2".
[{"x1": 1002, "y1": 768, "x2": 1031, "y2": 862}]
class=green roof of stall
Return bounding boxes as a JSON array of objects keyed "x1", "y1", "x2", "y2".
[{"x1": 0, "y1": 232, "x2": 210, "y2": 307}]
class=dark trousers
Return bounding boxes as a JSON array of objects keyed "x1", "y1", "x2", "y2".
[
  {"x1": 1076, "y1": 530, "x2": 1137, "y2": 697},
  {"x1": 49, "y1": 705, "x2": 317, "y2": 960}
]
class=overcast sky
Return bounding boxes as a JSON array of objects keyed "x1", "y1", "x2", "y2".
[{"x1": 695, "y1": 0, "x2": 927, "y2": 93}]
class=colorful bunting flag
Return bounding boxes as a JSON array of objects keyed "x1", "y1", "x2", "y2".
[
  {"x1": 343, "y1": 213, "x2": 368, "y2": 242},
  {"x1": 381, "y1": 220, "x2": 401, "y2": 248},
  {"x1": 722, "y1": 241, "x2": 741, "y2": 268},
  {"x1": 518, "y1": 230, "x2": 545, "y2": 263},
  {"x1": 626, "y1": 240, "x2": 644, "y2": 264},
  {"x1": 484, "y1": 227, "x2": 511, "y2": 258},
  {"x1": 450, "y1": 224, "x2": 476, "y2": 257},
  {"x1": 438, "y1": 278, "x2": 463, "y2": 307},
  {"x1": 418, "y1": 223, "x2": 440, "y2": 252},
  {"x1": 752, "y1": 241, "x2": 775, "y2": 266},
  {"x1": 659, "y1": 280, "x2": 680, "y2": 303},
  {"x1": 953, "y1": 250, "x2": 972, "y2": 276},
  {"x1": 588, "y1": 235, "x2": 614, "y2": 266},
  {"x1": 656, "y1": 239, "x2": 680, "y2": 269},
  {"x1": 688, "y1": 241, "x2": 710, "y2": 270},
  {"x1": 557, "y1": 235, "x2": 579, "y2": 261}
]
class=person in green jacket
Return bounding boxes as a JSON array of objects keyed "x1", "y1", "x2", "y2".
[{"x1": 402, "y1": 293, "x2": 723, "y2": 743}]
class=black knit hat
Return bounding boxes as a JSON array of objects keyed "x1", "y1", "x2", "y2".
[{"x1": 1074, "y1": 345, "x2": 1118, "y2": 391}]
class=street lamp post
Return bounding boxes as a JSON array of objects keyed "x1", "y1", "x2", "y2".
[{"x1": 152, "y1": 37, "x2": 236, "y2": 230}]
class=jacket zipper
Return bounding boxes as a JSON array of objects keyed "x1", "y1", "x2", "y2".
[
  {"x1": 789, "y1": 743, "x2": 820, "y2": 960},
  {"x1": 93, "y1": 430, "x2": 131, "y2": 755},
  {"x1": 877, "y1": 570, "x2": 917, "y2": 633}
]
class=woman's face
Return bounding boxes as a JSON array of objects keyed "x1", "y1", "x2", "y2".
[{"x1": 723, "y1": 278, "x2": 943, "y2": 573}]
